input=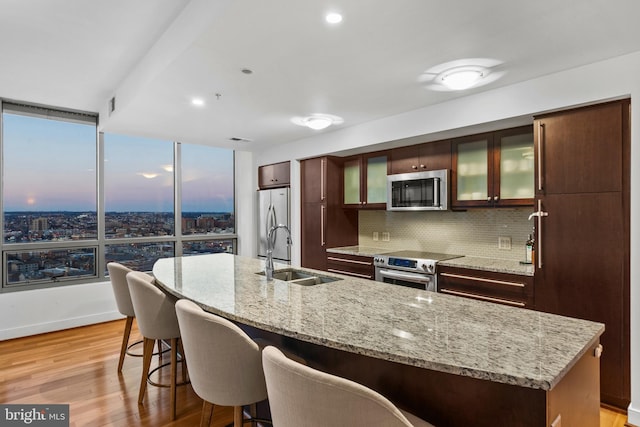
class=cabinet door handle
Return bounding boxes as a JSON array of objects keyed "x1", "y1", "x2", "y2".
[
  {"x1": 440, "y1": 272, "x2": 526, "y2": 288},
  {"x1": 327, "y1": 269, "x2": 372, "y2": 279},
  {"x1": 320, "y1": 205, "x2": 326, "y2": 246},
  {"x1": 536, "y1": 199, "x2": 547, "y2": 269},
  {"x1": 420, "y1": 164, "x2": 426, "y2": 169},
  {"x1": 327, "y1": 257, "x2": 372, "y2": 266},
  {"x1": 537, "y1": 122, "x2": 544, "y2": 191},
  {"x1": 487, "y1": 197, "x2": 491, "y2": 202},
  {"x1": 493, "y1": 195, "x2": 499, "y2": 201},
  {"x1": 320, "y1": 158, "x2": 326, "y2": 201},
  {"x1": 440, "y1": 288, "x2": 525, "y2": 307},
  {"x1": 412, "y1": 165, "x2": 418, "y2": 170}
]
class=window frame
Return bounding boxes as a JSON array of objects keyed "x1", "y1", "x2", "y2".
[{"x1": 0, "y1": 99, "x2": 237, "y2": 292}]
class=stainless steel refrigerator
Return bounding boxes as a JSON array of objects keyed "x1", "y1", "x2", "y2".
[{"x1": 257, "y1": 187, "x2": 291, "y2": 262}]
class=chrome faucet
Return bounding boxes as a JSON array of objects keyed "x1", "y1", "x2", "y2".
[{"x1": 265, "y1": 224, "x2": 292, "y2": 281}]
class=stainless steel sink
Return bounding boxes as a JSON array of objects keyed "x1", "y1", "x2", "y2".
[{"x1": 256, "y1": 268, "x2": 342, "y2": 285}]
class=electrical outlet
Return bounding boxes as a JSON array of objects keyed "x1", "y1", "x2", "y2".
[
  {"x1": 498, "y1": 236, "x2": 512, "y2": 250},
  {"x1": 382, "y1": 232, "x2": 390, "y2": 242},
  {"x1": 372, "y1": 232, "x2": 379, "y2": 241}
]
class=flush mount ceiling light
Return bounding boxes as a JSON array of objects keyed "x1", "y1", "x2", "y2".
[
  {"x1": 191, "y1": 97, "x2": 205, "y2": 106},
  {"x1": 439, "y1": 67, "x2": 486, "y2": 91},
  {"x1": 291, "y1": 114, "x2": 344, "y2": 130},
  {"x1": 419, "y1": 58, "x2": 504, "y2": 92},
  {"x1": 325, "y1": 12, "x2": 343, "y2": 24}
]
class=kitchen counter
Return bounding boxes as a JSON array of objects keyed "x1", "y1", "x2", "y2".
[
  {"x1": 153, "y1": 253, "x2": 599, "y2": 391},
  {"x1": 326, "y1": 245, "x2": 390, "y2": 257},
  {"x1": 328, "y1": 246, "x2": 534, "y2": 276},
  {"x1": 438, "y1": 255, "x2": 535, "y2": 276}
]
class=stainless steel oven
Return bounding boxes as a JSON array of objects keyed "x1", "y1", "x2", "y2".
[{"x1": 373, "y1": 250, "x2": 461, "y2": 291}]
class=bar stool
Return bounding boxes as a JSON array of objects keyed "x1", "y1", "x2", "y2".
[
  {"x1": 262, "y1": 345, "x2": 435, "y2": 427},
  {"x1": 106, "y1": 262, "x2": 140, "y2": 372},
  {"x1": 175, "y1": 299, "x2": 269, "y2": 427},
  {"x1": 127, "y1": 271, "x2": 184, "y2": 421}
]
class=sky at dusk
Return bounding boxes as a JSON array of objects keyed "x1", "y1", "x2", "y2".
[{"x1": 2, "y1": 113, "x2": 234, "y2": 213}]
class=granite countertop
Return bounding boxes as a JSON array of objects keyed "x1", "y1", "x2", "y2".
[
  {"x1": 327, "y1": 246, "x2": 534, "y2": 276},
  {"x1": 439, "y1": 256, "x2": 535, "y2": 277},
  {"x1": 153, "y1": 253, "x2": 603, "y2": 391},
  {"x1": 326, "y1": 245, "x2": 391, "y2": 257}
]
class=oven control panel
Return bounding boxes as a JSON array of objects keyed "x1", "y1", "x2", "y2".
[{"x1": 373, "y1": 255, "x2": 437, "y2": 273}]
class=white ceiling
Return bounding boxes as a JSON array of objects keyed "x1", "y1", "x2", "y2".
[{"x1": 2, "y1": 0, "x2": 640, "y2": 151}]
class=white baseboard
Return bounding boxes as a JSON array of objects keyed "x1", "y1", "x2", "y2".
[
  {"x1": 0, "y1": 311, "x2": 123, "y2": 341},
  {"x1": 628, "y1": 403, "x2": 640, "y2": 426}
]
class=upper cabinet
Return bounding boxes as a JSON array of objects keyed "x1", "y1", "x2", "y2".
[
  {"x1": 258, "y1": 161, "x2": 290, "y2": 189},
  {"x1": 452, "y1": 125, "x2": 534, "y2": 208},
  {"x1": 534, "y1": 102, "x2": 624, "y2": 195},
  {"x1": 390, "y1": 140, "x2": 451, "y2": 174},
  {"x1": 343, "y1": 152, "x2": 390, "y2": 209}
]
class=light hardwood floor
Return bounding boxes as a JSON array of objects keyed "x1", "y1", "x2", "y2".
[{"x1": 0, "y1": 319, "x2": 631, "y2": 427}]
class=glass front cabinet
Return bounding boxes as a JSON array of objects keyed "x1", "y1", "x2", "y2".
[
  {"x1": 452, "y1": 126, "x2": 534, "y2": 208},
  {"x1": 343, "y1": 152, "x2": 389, "y2": 209}
]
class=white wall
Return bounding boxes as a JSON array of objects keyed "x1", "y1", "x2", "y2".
[
  {"x1": 3, "y1": 50, "x2": 640, "y2": 422},
  {"x1": 253, "y1": 51, "x2": 640, "y2": 422},
  {"x1": 0, "y1": 282, "x2": 121, "y2": 341}
]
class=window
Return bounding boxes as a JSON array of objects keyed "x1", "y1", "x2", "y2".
[
  {"x1": 104, "y1": 134, "x2": 175, "y2": 238},
  {"x1": 2, "y1": 105, "x2": 97, "y2": 242},
  {"x1": 1, "y1": 100, "x2": 236, "y2": 291},
  {"x1": 181, "y1": 144, "x2": 234, "y2": 235},
  {"x1": 104, "y1": 242, "x2": 175, "y2": 273}
]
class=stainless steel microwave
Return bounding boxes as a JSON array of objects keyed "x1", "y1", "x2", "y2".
[{"x1": 387, "y1": 169, "x2": 448, "y2": 211}]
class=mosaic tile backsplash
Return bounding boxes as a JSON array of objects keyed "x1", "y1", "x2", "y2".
[{"x1": 358, "y1": 207, "x2": 535, "y2": 261}]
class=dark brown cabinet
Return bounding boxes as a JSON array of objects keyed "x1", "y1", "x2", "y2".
[
  {"x1": 326, "y1": 253, "x2": 374, "y2": 280},
  {"x1": 451, "y1": 126, "x2": 534, "y2": 209},
  {"x1": 390, "y1": 140, "x2": 451, "y2": 174},
  {"x1": 438, "y1": 266, "x2": 534, "y2": 308},
  {"x1": 533, "y1": 99, "x2": 630, "y2": 408},
  {"x1": 342, "y1": 151, "x2": 390, "y2": 209},
  {"x1": 258, "y1": 161, "x2": 290, "y2": 189},
  {"x1": 301, "y1": 157, "x2": 358, "y2": 271}
]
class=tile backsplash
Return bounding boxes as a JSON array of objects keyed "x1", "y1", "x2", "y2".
[{"x1": 358, "y1": 208, "x2": 535, "y2": 261}]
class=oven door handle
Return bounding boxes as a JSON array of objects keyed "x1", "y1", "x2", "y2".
[{"x1": 377, "y1": 268, "x2": 433, "y2": 283}]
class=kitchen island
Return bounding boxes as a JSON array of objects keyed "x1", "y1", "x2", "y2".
[{"x1": 153, "y1": 253, "x2": 604, "y2": 427}]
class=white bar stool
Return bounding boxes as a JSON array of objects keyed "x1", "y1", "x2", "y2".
[
  {"x1": 175, "y1": 299, "x2": 270, "y2": 427},
  {"x1": 127, "y1": 270, "x2": 186, "y2": 421},
  {"x1": 262, "y1": 345, "x2": 435, "y2": 427}
]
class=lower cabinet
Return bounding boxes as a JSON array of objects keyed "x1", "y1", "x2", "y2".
[
  {"x1": 438, "y1": 266, "x2": 534, "y2": 308},
  {"x1": 326, "y1": 253, "x2": 375, "y2": 280}
]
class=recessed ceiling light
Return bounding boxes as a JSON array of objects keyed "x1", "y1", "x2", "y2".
[
  {"x1": 191, "y1": 98, "x2": 205, "y2": 106},
  {"x1": 291, "y1": 114, "x2": 344, "y2": 130},
  {"x1": 439, "y1": 67, "x2": 486, "y2": 90},
  {"x1": 419, "y1": 59, "x2": 502, "y2": 92},
  {"x1": 325, "y1": 12, "x2": 343, "y2": 24}
]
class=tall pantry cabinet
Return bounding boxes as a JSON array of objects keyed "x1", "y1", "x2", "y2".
[
  {"x1": 532, "y1": 99, "x2": 630, "y2": 408},
  {"x1": 301, "y1": 157, "x2": 358, "y2": 271}
]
